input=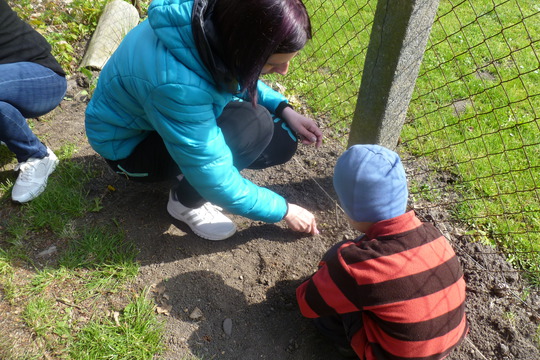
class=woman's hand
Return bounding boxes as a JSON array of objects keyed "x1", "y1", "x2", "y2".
[
  {"x1": 284, "y1": 203, "x2": 319, "y2": 235},
  {"x1": 282, "y1": 106, "x2": 323, "y2": 148}
]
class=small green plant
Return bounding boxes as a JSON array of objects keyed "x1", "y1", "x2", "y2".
[
  {"x1": 520, "y1": 287, "x2": 531, "y2": 302},
  {"x1": 23, "y1": 297, "x2": 61, "y2": 337},
  {"x1": 12, "y1": 0, "x2": 111, "y2": 73},
  {"x1": 0, "y1": 248, "x2": 17, "y2": 302},
  {"x1": 59, "y1": 225, "x2": 139, "y2": 293},
  {"x1": 0, "y1": 177, "x2": 13, "y2": 199},
  {"x1": 69, "y1": 290, "x2": 165, "y2": 360},
  {"x1": 413, "y1": 183, "x2": 443, "y2": 203},
  {"x1": 503, "y1": 311, "x2": 517, "y2": 328},
  {"x1": 0, "y1": 244, "x2": 30, "y2": 303},
  {"x1": 79, "y1": 67, "x2": 99, "y2": 97},
  {"x1": 29, "y1": 267, "x2": 72, "y2": 295}
]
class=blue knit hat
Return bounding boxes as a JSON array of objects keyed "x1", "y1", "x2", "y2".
[{"x1": 333, "y1": 144, "x2": 408, "y2": 223}]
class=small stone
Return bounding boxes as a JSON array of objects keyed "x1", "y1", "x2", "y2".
[
  {"x1": 223, "y1": 318, "x2": 233, "y2": 336},
  {"x1": 37, "y1": 245, "x2": 57, "y2": 257},
  {"x1": 491, "y1": 283, "x2": 509, "y2": 297},
  {"x1": 189, "y1": 307, "x2": 203, "y2": 320}
]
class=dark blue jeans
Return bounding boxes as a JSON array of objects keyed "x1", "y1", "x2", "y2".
[{"x1": 0, "y1": 62, "x2": 67, "y2": 162}]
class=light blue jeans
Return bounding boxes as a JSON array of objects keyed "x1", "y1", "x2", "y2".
[{"x1": 0, "y1": 62, "x2": 67, "y2": 162}]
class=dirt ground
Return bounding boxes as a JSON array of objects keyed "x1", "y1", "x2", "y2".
[{"x1": 9, "y1": 74, "x2": 534, "y2": 360}]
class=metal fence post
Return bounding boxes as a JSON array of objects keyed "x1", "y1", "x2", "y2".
[{"x1": 347, "y1": 0, "x2": 440, "y2": 150}]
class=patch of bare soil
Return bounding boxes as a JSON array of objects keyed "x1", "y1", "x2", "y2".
[{"x1": 4, "y1": 73, "x2": 540, "y2": 360}]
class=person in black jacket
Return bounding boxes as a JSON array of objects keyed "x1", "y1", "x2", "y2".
[{"x1": 0, "y1": 0, "x2": 67, "y2": 202}]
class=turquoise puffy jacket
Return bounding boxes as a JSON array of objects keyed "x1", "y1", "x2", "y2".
[{"x1": 85, "y1": 0, "x2": 288, "y2": 222}]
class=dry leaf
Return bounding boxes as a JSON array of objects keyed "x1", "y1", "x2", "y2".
[
  {"x1": 156, "y1": 305, "x2": 171, "y2": 316},
  {"x1": 112, "y1": 311, "x2": 120, "y2": 326}
]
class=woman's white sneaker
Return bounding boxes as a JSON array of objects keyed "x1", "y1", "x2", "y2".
[
  {"x1": 167, "y1": 190, "x2": 237, "y2": 241},
  {"x1": 12, "y1": 147, "x2": 59, "y2": 203}
]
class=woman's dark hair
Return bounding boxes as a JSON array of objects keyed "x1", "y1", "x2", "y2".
[{"x1": 212, "y1": 0, "x2": 312, "y2": 103}]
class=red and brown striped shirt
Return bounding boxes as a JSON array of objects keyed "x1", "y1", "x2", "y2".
[{"x1": 297, "y1": 211, "x2": 468, "y2": 360}]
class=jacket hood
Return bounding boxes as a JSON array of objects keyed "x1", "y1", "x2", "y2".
[
  {"x1": 192, "y1": 0, "x2": 238, "y2": 93},
  {"x1": 148, "y1": 0, "x2": 211, "y2": 83},
  {"x1": 148, "y1": 0, "x2": 237, "y2": 92}
]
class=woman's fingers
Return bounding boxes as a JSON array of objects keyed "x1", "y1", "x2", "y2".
[{"x1": 284, "y1": 203, "x2": 320, "y2": 235}]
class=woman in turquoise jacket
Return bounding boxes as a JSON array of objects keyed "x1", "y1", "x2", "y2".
[{"x1": 85, "y1": 0, "x2": 322, "y2": 240}]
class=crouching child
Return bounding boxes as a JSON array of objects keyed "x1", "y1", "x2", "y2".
[{"x1": 296, "y1": 144, "x2": 468, "y2": 359}]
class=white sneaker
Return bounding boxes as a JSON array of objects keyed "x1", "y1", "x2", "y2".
[
  {"x1": 167, "y1": 190, "x2": 237, "y2": 241},
  {"x1": 12, "y1": 147, "x2": 59, "y2": 203}
]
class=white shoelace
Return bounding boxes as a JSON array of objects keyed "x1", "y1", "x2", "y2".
[
  {"x1": 198, "y1": 203, "x2": 224, "y2": 221},
  {"x1": 14, "y1": 160, "x2": 39, "y2": 181}
]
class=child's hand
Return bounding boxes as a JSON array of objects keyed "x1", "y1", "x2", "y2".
[{"x1": 284, "y1": 203, "x2": 319, "y2": 235}]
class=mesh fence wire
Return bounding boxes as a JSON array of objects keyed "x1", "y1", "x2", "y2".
[
  {"x1": 403, "y1": 0, "x2": 540, "y2": 282},
  {"x1": 285, "y1": 0, "x2": 540, "y2": 286}
]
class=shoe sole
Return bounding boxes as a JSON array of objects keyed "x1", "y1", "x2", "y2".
[{"x1": 167, "y1": 201, "x2": 236, "y2": 241}]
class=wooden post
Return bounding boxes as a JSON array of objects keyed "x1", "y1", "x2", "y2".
[{"x1": 347, "y1": 0, "x2": 440, "y2": 150}]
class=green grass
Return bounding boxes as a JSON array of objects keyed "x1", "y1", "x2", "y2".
[
  {"x1": 1, "y1": 144, "x2": 95, "y2": 234},
  {"x1": 0, "y1": 2, "x2": 165, "y2": 358},
  {"x1": 0, "y1": 144, "x2": 163, "y2": 359},
  {"x1": 273, "y1": 0, "x2": 540, "y2": 282},
  {"x1": 0, "y1": 247, "x2": 20, "y2": 302},
  {"x1": 400, "y1": 0, "x2": 540, "y2": 281},
  {"x1": 23, "y1": 296, "x2": 66, "y2": 338},
  {"x1": 58, "y1": 226, "x2": 139, "y2": 294},
  {"x1": 12, "y1": 223, "x2": 154, "y2": 358},
  {"x1": 69, "y1": 290, "x2": 165, "y2": 360}
]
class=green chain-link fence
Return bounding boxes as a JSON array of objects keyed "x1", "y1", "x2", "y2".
[{"x1": 285, "y1": 0, "x2": 540, "y2": 285}]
